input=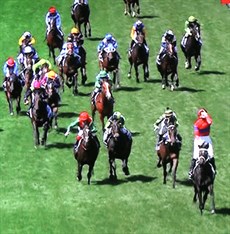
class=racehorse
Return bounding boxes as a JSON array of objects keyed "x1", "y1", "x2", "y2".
[
  {"x1": 192, "y1": 145, "x2": 215, "y2": 214},
  {"x1": 100, "y1": 43, "x2": 120, "y2": 89},
  {"x1": 46, "y1": 17, "x2": 64, "y2": 64},
  {"x1": 5, "y1": 74, "x2": 22, "y2": 115},
  {"x1": 71, "y1": 2, "x2": 91, "y2": 37},
  {"x1": 59, "y1": 45, "x2": 81, "y2": 95},
  {"x1": 46, "y1": 80, "x2": 60, "y2": 129},
  {"x1": 156, "y1": 43, "x2": 179, "y2": 91},
  {"x1": 23, "y1": 53, "x2": 34, "y2": 93},
  {"x1": 31, "y1": 89, "x2": 50, "y2": 147},
  {"x1": 123, "y1": 0, "x2": 140, "y2": 17},
  {"x1": 73, "y1": 123, "x2": 100, "y2": 185},
  {"x1": 106, "y1": 120, "x2": 132, "y2": 180},
  {"x1": 128, "y1": 33, "x2": 149, "y2": 83},
  {"x1": 91, "y1": 80, "x2": 114, "y2": 131},
  {"x1": 156, "y1": 122, "x2": 180, "y2": 188},
  {"x1": 181, "y1": 26, "x2": 202, "y2": 71}
]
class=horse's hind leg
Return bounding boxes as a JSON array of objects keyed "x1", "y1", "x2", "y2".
[{"x1": 122, "y1": 159, "x2": 130, "y2": 176}]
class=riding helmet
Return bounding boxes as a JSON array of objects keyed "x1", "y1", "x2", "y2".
[
  {"x1": 188, "y1": 16, "x2": 196, "y2": 23},
  {"x1": 47, "y1": 70, "x2": 56, "y2": 79},
  {"x1": 71, "y1": 27, "x2": 79, "y2": 34},
  {"x1": 105, "y1": 34, "x2": 112, "y2": 41},
  {"x1": 24, "y1": 46, "x2": 33, "y2": 54},
  {"x1": 23, "y1": 31, "x2": 31, "y2": 39},
  {"x1": 165, "y1": 109, "x2": 173, "y2": 117},
  {"x1": 113, "y1": 111, "x2": 122, "y2": 120},
  {"x1": 7, "y1": 57, "x2": 15, "y2": 67},
  {"x1": 49, "y1": 6, "x2": 57, "y2": 14},
  {"x1": 99, "y1": 70, "x2": 108, "y2": 78},
  {"x1": 79, "y1": 111, "x2": 90, "y2": 121}
]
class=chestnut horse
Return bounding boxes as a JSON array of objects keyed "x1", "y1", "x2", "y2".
[
  {"x1": 91, "y1": 80, "x2": 114, "y2": 131},
  {"x1": 5, "y1": 74, "x2": 22, "y2": 115},
  {"x1": 106, "y1": 120, "x2": 132, "y2": 180},
  {"x1": 123, "y1": 0, "x2": 140, "y2": 17},
  {"x1": 156, "y1": 43, "x2": 179, "y2": 91},
  {"x1": 181, "y1": 26, "x2": 202, "y2": 71},
  {"x1": 74, "y1": 123, "x2": 100, "y2": 185},
  {"x1": 128, "y1": 33, "x2": 149, "y2": 83},
  {"x1": 46, "y1": 17, "x2": 64, "y2": 64},
  {"x1": 100, "y1": 43, "x2": 120, "y2": 89},
  {"x1": 192, "y1": 145, "x2": 215, "y2": 214},
  {"x1": 157, "y1": 123, "x2": 180, "y2": 188},
  {"x1": 71, "y1": 2, "x2": 91, "y2": 37}
]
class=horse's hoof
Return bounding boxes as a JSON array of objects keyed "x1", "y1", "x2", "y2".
[
  {"x1": 195, "y1": 66, "x2": 200, "y2": 71},
  {"x1": 10, "y1": 112, "x2": 14, "y2": 116},
  {"x1": 162, "y1": 85, "x2": 165, "y2": 89},
  {"x1": 211, "y1": 209, "x2": 215, "y2": 214},
  {"x1": 127, "y1": 73, "x2": 131, "y2": 79},
  {"x1": 54, "y1": 125, "x2": 58, "y2": 129},
  {"x1": 124, "y1": 11, "x2": 127, "y2": 15},
  {"x1": 170, "y1": 85, "x2": 174, "y2": 91}
]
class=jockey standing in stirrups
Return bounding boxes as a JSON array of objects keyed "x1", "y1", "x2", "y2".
[
  {"x1": 156, "y1": 30, "x2": 178, "y2": 65},
  {"x1": 188, "y1": 108, "x2": 216, "y2": 180},
  {"x1": 67, "y1": 27, "x2": 84, "y2": 47},
  {"x1": 2, "y1": 57, "x2": 24, "y2": 91},
  {"x1": 45, "y1": 6, "x2": 64, "y2": 38},
  {"x1": 129, "y1": 20, "x2": 149, "y2": 55},
  {"x1": 97, "y1": 33, "x2": 120, "y2": 68},
  {"x1": 32, "y1": 58, "x2": 52, "y2": 77},
  {"x1": 91, "y1": 70, "x2": 113, "y2": 106},
  {"x1": 64, "y1": 111, "x2": 100, "y2": 153},
  {"x1": 56, "y1": 41, "x2": 81, "y2": 67},
  {"x1": 18, "y1": 31, "x2": 36, "y2": 53},
  {"x1": 103, "y1": 111, "x2": 132, "y2": 146},
  {"x1": 153, "y1": 107, "x2": 182, "y2": 152}
]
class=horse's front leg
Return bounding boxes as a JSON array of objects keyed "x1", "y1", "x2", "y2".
[
  {"x1": 8, "y1": 98, "x2": 14, "y2": 115},
  {"x1": 73, "y1": 74, "x2": 78, "y2": 96},
  {"x1": 198, "y1": 189, "x2": 204, "y2": 215},
  {"x1": 87, "y1": 21, "x2": 91, "y2": 37},
  {"x1": 195, "y1": 54, "x2": 201, "y2": 71},
  {"x1": 77, "y1": 162, "x2": 83, "y2": 181},
  {"x1": 16, "y1": 96, "x2": 21, "y2": 115},
  {"x1": 209, "y1": 184, "x2": 215, "y2": 214},
  {"x1": 33, "y1": 123, "x2": 40, "y2": 147},
  {"x1": 171, "y1": 158, "x2": 178, "y2": 189},
  {"x1": 53, "y1": 107, "x2": 58, "y2": 129},
  {"x1": 128, "y1": 60, "x2": 133, "y2": 79},
  {"x1": 136, "y1": 0, "x2": 140, "y2": 14},
  {"x1": 161, "y1": 74, "x2": 167, "y2": 89},
  {"x1": 80, "y1": 66, "x2": 87, "y2": 85},
  {"x1": 134, "y1": 64, "x2": 140, "y2": 83},
  {"x1": 84, "y1": 22, "x2": 87, "y2": 38},
  {"x1": 122, "y1": 159, "x2": 130, "y2": 176},
  {"x1": 143, "y1": 64, "x2": 149, "y2": 82},
  {"x1": 99, "y1": 114, "x2": 105, "y2": 132},
  {"x1": 109, "y1": 157, "x2": 117, "y2": 180},
  {"x1": 162, "y1": 161, "x2": 167, "y2": 184},
  {"x1": 185, "y1": 56, "x2": 192, "y2": 69},
  {"x1": 41, "y1": 122, "x2": 49, "y2": 146},
  {"x1": 87, "y1": 164, "x2": 94, "y2": 185}
]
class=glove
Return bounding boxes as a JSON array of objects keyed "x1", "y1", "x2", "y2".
[
  {"x1": 64, "y1": 131, "x2": 69, "y2": 137},
  {"x1": 153, "y1": 125, "x2": 159, "y2": 131},
  {"x1": 24, "y1": 99, "x2": 29, "y2": 105},
  {"x1": 200, "y1": 111, "x2": 208, "y2": 118}
]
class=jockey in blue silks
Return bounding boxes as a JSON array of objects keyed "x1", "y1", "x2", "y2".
[{"x1": 45, "y1": 6, "x2": 64, "y2": 37}]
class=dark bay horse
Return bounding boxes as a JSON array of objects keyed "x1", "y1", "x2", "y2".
[
  {"x1": 181, "y1": 26, "x2": 202, "y2": 71},
  {"x1": 5, "y1": 74, "x2": 22, "y2": 115},
  {"x1": 123, "y1": 0, "x2": 140, "y2": 17},
  {"x1": 100, "y1": 43, "x2": 120, "y2": 89},
  {"x1": 71, "y1": 2, "x2": 91, "y2": 37},
  {"x1": 46, "y1": 17, "x2": 64, "y2": 64},
  {"x1": 157, "y1": 123, "x2": 180, "y2": 188},
  {"x1": 46, "y1": 80, "x2": 60, "y2": 129},
  {"x1": 59, "y1": 46, "x2": 81, "y2": 95},
  {"x1": 192, "y1": 146, "x2": 215, "y2": 214},
  {"x1": 74, "y1": 124, "x2": 100, "y2": 185},
  {"x1": 128, "y1": 33, "x2": 149, "y2": 83},
  {"x1": 106, "y1": 120, "x2": 132, "y2": 180},
  {"x1": 23, "y1": 53, "x2": 34, "y2": 93},
  {"x1": 31, "y1": 89, "x2": 50, "y2": 147},
  {"x1": 91, "y1": 80, "x2": 114, "y2": 131},
  {"x1": 156, "y1": 43, "x2": 179, "y2": 91}
]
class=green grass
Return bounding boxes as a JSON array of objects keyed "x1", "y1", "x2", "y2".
[{"x1": 0, "y1": 1, "x2": 230, "y2": 234}]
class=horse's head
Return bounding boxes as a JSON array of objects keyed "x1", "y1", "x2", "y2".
[
  {"x1": 46, "y1": 81, "x2": 55, "y2": 96},
  {"x1": 111, "y1": 120, "x2": 120, "y2": 140},
  {"x1": 101, "y1": 80, "x2": 112, "y2": 101},
  {"x1": 197, "y1": 143, "x2": 209, "y2": 165},
  {"x1": 104, "y1": 43, "x2": 116, "y2": 60},
  {"x1": 50, "y1": 17, "x2": 57, "y2": 30},
  {"x1": 190, "y1": 26, "x2": 200, "y2": 42},
  {"x1": 6, "y1": 74, "x2": 17, "y2": 92},
  {"x1": 166, "y1": 123, "x2": 177, "y2": 145},
  {"x1": 81, "y1": 123, "x2": 93, "y2": 147},
  {"x1": 136, "y1": 32, "x2": 145, "y2": 45}
]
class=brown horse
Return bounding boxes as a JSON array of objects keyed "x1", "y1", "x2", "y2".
[
  {"x1": 5, "y1": 73, "x2": 22, "y2": 115},
  {"x1": 181, "y1": 26, "x2": 202, "y2": 71},
  {"x1": 156, "y1": 123, "x2": 180, "y2": 188},
  {"x1": 31, "y1": 89, "x2": 50, "y2": 147},
  {"x1": 74, "y1": 123, "x2": 100, "y2": 185},
  {"x1": 22, "y1": 53, "x2": 34, "y2": 93},
  {"x1": 192, "y1": 145, "x2": 215, "y2": 214},
  {"x1": 46, "y1": 80, "x2": 60, "y2": 129},
  {"x1": 128, "y1": 33, "x2": 149, "y2": 83},
  {"x1": 156, "y1": 43, "x2": 179, "y2": 91},
  {"x1": 106, "y1": 120, "x2": 132, "y2": 180},
  {"x1": 123, "y1": 0, "x2": 140, "y2": 17},
  {"x1": 100, "y1": 43, "x2": 120, "y2": 89},
  {"x1": 59, "y1": 45, "x2": 81, "y2": 95},
  {"x1": 46, "y1": 17, "x2": 64, "y2": 64},
  {"x1": 91, "y1": 80, "x2": 114, "y2": 131},
  {"x1": 71, "y1": 2, "x2": 91, "y2": 37}
]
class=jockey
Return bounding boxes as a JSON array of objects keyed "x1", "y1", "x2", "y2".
[
  {"x1": 188, "y1": 108, "x2": 216, "y2": 179},
  {"x1": 129, "y1": 20, "x2": 149, "y2": 54},
  {"x1": 2, "y1": 57, "x2": 24, "y2": 91},
  {"x1": 18, "y1": 31, "x2": 36, "y2": 52},
  {"x1": 184, "y1": 16, "x2": 202, "y2": 45},
  {"x1": 17, "y1": 45, "x2": 39, "y2": 69},
  {"x1": 91, "y1": 70, "x2": 112, "y2": 106},
  {"x1": 103, "y1": 111, "x2": 132, "y2": 146},
  {"x1": 153, "y1": 107, "x2": 182, "y2": 151},
  {"x1": 64, "y1": 111, "x2": 100, "y2": 153},
  {"x1": 97, "y1": 33, "x2": 119, "y2": 62},
  {"x1": 56, "y1": 41, "x2": 81, "y2": 66},
  {"x1": 24, "y1": 79, "x2": 53, "y2": 119},
  {"x1": 67, "y1": 27, "x2": 84, "y2": 46},
  {"x1": 45, "y1": 6, "x2": 64, "y2": 37},
  {"x1": 32, "y1": 58, "x2": 52, "y2": 76},
  {"x1": 71, "y1": 0, "x2": 89, "y2": 14},
  {"x1": 156, "y1": 30, "x2": 177, "y2": 65}
]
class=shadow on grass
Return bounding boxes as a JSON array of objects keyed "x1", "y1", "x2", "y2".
[
  {"x1": 56, "y1": 127, "x2": 68, "y2": 134},
  {"x1": 215, "y1": 207, "x2": 230, "y2": 216},
  {"x1": 176, "y1": 178, "x2": 193, "y2": 187},
  {"x1": 84, "y1": 82, "x2": 94, "y2": 87},
  {"x1": 95, "y1": 174, "x2": 156, "y2": 186},
  {"x1": 0, "y1": 87, "x2": 4, "y2": 92},
  {"x1": 176, "y1": 87, "x2": 205, "y2": 93},
  {"x1": 87, "y1": 37, "x2": 104, "y2": 41},
  {"x1": 146, "y1": 79, "x2": 161, "y2": 84},
  {"x1": 59, "y1": 103, "x2": 68, "y2": 107},
  {"x1": 198, "y1": 70, "x2": 226, "y2": 75},
  {"x1": 77, "y1": 91, "x2": 91, "y2": 97},
  {"x1": 0, "y1": 128, "x2": 4, "y2": 132},
  {"x1": 46, "y1": 142, "x2": 73, "y2": 149},
  {"x1": 138, "y1": 15, "x2": 159, "y2": 19},
  {"x1": 116, "y1": 86, "x2": 142, "y2": 92},
  {"x1": 131, "y1": 131, "x2": 141, "y2": 137},
  {"x1": 58, "y1": 112, "x2": 77, "y2": 118}
]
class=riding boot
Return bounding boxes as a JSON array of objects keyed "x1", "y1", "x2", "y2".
[
  {"x1": 155, "y1": 134, "x2": 162, "y2": 150},
  {"x1": 91, "y1": 90, "x2": 97, "y2": 105},
  {"x1": 209, "y1": 157, "x2": 216, "y2": 174},
  {"x1": 177, "y1": 133, "x2": 182, "y2": 150},
  {"x1": 188, "y1": 158, "x2": 196, "y2": 179},
  {"x1": 94, "y1": 135, "x2": 101, "y2": 148}
]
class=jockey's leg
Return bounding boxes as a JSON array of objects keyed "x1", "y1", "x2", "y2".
[
  {"x1": 103, "y1": 127, "x2": 111, "y2": 146},
  {"x1": 46, "y1": 104, "x2": 53, "y2": 121},
  {"x1": 91, "y1": 88, "x2": 99, "y2": 105},
  {"x1": 188, "y1": 158, "x2": 196, "y2": 179},
  {"x1": 209, "y1": 157, "x2": 216, "y2": 173},
  {"x1": 93, "y1": 135, "x2": 101, "y2": 148}
]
